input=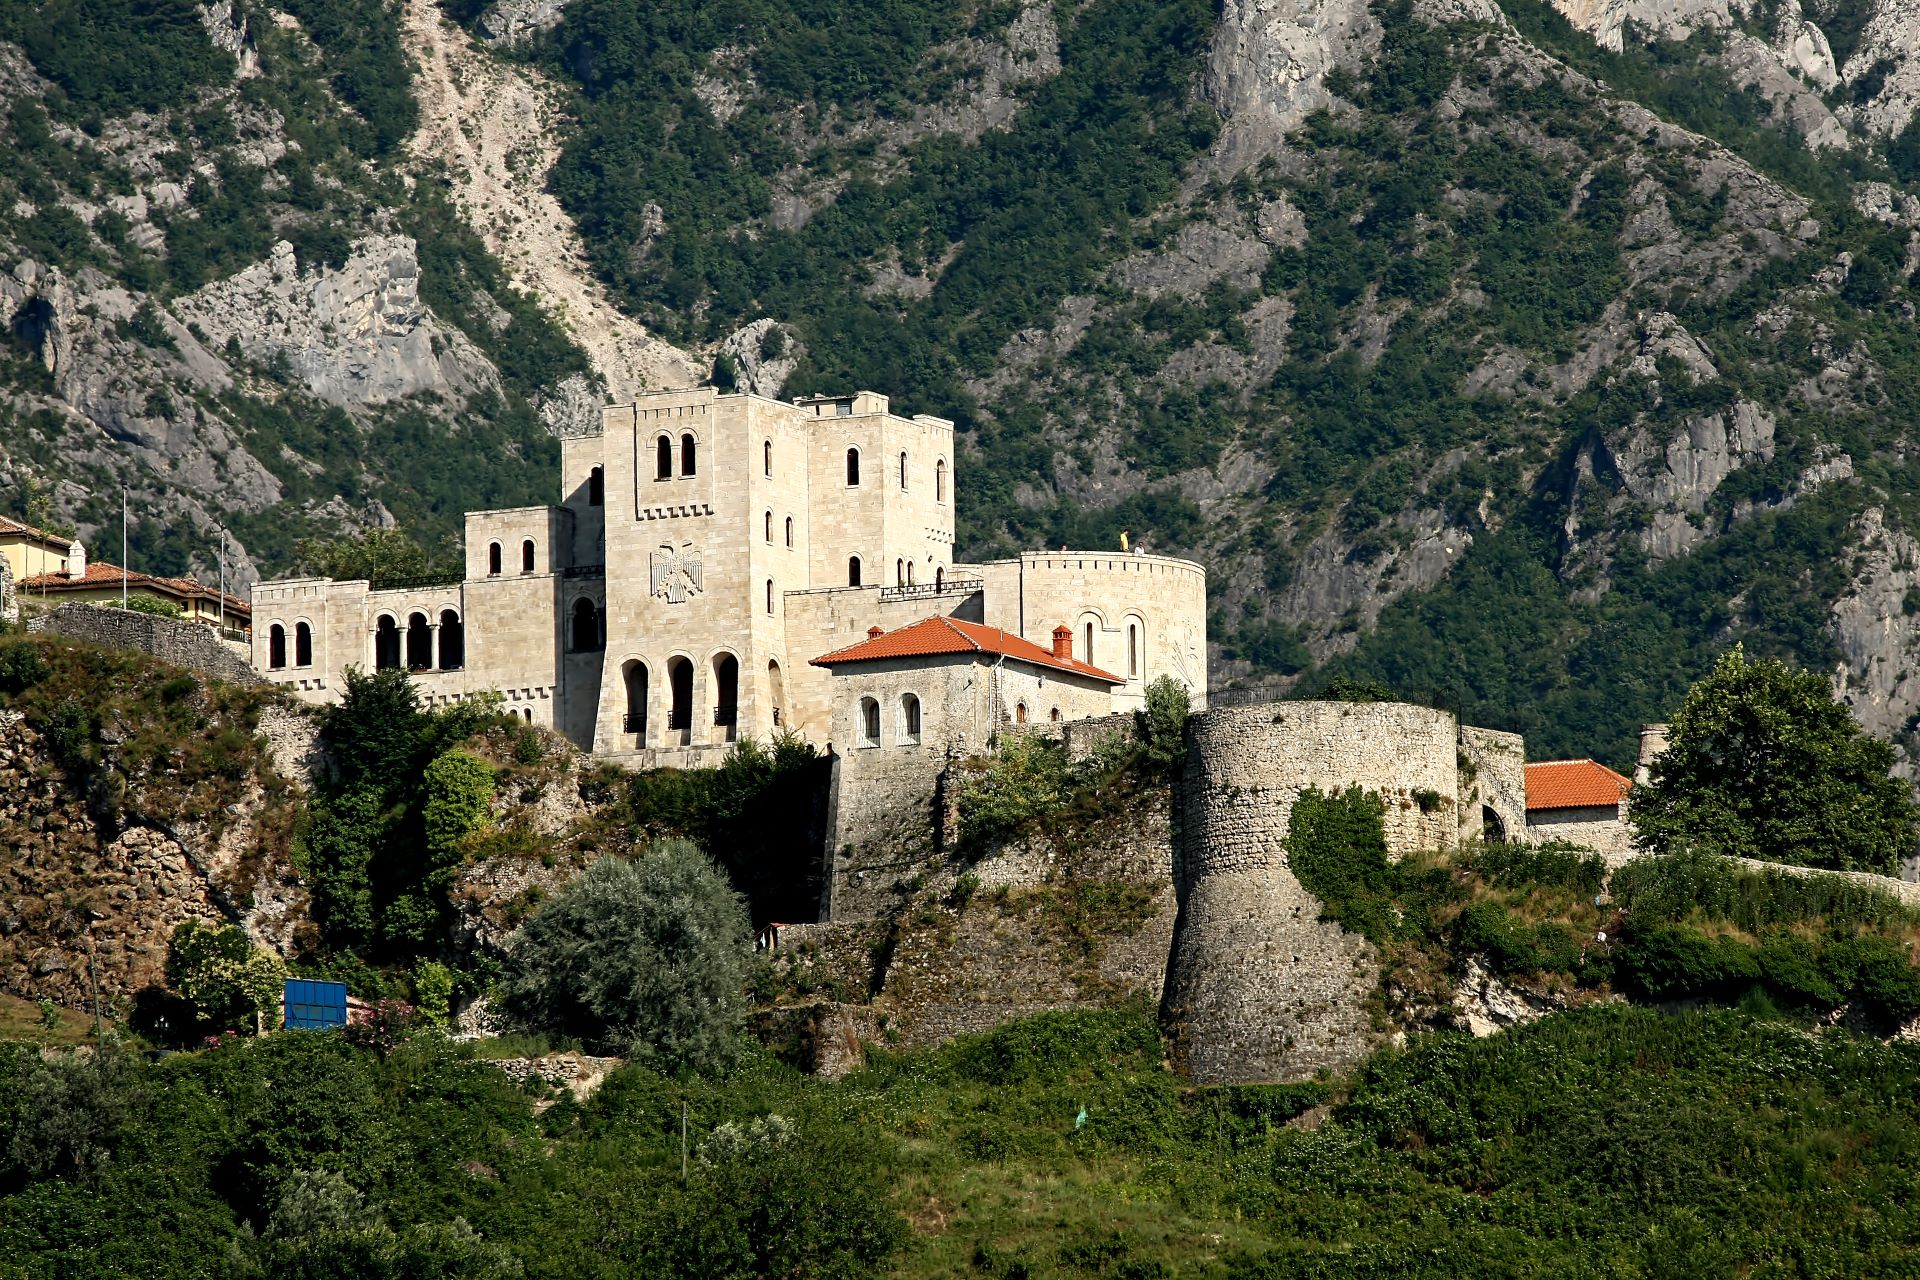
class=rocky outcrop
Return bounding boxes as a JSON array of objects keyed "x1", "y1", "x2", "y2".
[
  {"x1": 718, "y1": 319, "x2": 804, "y2": 399},
  {"x1": 1844, "y1": 0, "x2": 1920, "y2": 137},
  {"x1": 1203, "y1": 0, "x2": 1380, "y2": 167},
  {"x1": 198, "y1": 0, "x2": 259, "y2": 77},
  {"x1": 1831, "y1": 507, "x2": 1920, "y2": 745},
  {"x1": 477, "y1": 0, "x2": 572, "y2": 46},
  {"x1": 176, "y1": 237, "x2": 503, "y2": 407}
]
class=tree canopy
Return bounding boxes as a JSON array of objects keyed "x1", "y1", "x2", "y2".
[
  {"x1": 1629, "y1": 647, "x2": 1918, "y2": 873},
  {"x1": 499, "y1": 843, "x2": 753, "y2": 1071}
]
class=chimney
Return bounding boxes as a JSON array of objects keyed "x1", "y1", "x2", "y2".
[
  {"x1": 867, "y1": 625, "x2": 884, "y2": 639},
  {"x1": 1635, "y1": 723, "x2": 1670, "y2": 785},
  {"x1": 66, "y1": 539, "x2": 85, "y2": 580},
  {"x1": 1051, "y1": 624, "x2": 1072, "y2": 660}
]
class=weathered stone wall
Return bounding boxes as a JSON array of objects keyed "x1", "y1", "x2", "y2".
[
  {"x1": 0, "y1": 713, "x2": 227, "y2": 1009},
  {"x1": 30, "y1": 602, "x2": 260, "y2": 685},
  {"x1": 1458, "y1": 724, "x2": 1528, "y2": 843},
  {"x1": 1530, "y1": 805, "x2": 1633, "y2": 853},
  {"x1": 1164, "y1": 700, "x2": 1465, "y2": 1084}
]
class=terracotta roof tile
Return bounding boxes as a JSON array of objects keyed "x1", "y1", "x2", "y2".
[
  {"x1": 811, "y1": 615, "x2": 1123, "y2": 684},
  {"x1": 1525, "y1": 759, "x2": 1631, "y2": 812},
  {"x1": 20, "y1": 561, "x2": 250, "y2": 615},
  {"x1": 0, "y1": 513, "x2": 67, "y2": 545}
]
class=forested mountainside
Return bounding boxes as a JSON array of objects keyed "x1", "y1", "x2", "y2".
[{"x1": 7, "y1": 0, "x2": 1920, "y2": 763}]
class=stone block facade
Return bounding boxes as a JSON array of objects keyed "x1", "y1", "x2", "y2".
[
  {"x1": 31, "y1": 602, "x2": 259, "y2": 686},
  {"x1": 249, "y1": 387, "x2": 1210, "y2": 772}
]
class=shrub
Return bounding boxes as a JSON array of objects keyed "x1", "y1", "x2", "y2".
[
  {"x1": 1286, "y1": 786, "x2": 1396, "y2": 942},
  {"x1": 498, "y1": 842, "x2": 753, "y2": 1071},
  {"x1": 0, "y1": 639, "x2": 49, "y2": 694},
  {"x1": 122, "y1": 593, "x2": 185, "y2": 617},
  {"x1": 956, "y1": 734, "x2": 1075, "y2": 851},
  {"x1": 166, "y1": 919, "x2": 287, "y2": 1032}
]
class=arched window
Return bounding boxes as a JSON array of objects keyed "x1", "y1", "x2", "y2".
[
  {"x1": 521, "y1": 539, "x2": 535, "y2": 573},
  {"x1": 268, "y1": 623, "x2": 286, "y2": 670},
  {"x1": 901, "y1": 693, "x2": 921, "y2": 744},
  {"x1": 1084, "y1": 622, "x2": 1095, "y2": 665},
  {"x1": 785, "y1": 516, "x2": 793, "y2": 547},
  {"x1": 294, "y1": 621, "x2": 312, "y2": 668},
  {"x1": 1127, "y1": 622, "x2": 1139, "y2": 678},
  {"x1": 523, "y1": 708, "x2": 533, "y2": 724},
  {"x1": 667, "y1": 657, "x2": 694, "y2": 743},
  {"x1": 680, "y1": 433, "x2": 697, "y2": 476},
  {"x1": 406, "y1": 612, "x2": 432, "y2": 670},
  {"x1": 1050, "y1": 707, "x2": 1062, "y2": 723},
  {"x1": 570, "y1": 598, "x2": 602, "y2": 652},
  {"x1": 656, "y1": 435, "x2": 673, "y2": 479},
  {"x1": 588, "y1": 466, "x2": 604, "y2": 506},
  {"x1": 764, "y1": 510, "x2": 773, "y2": 542},
  {"x1": 438, "y1": 609, "x2": 463, "y2": 670},
  {"x1": 768, "y1": 660, "x2": 785, "y2": 727},
  {"x1": 907, "y1": 562, "x2": 915, "y2": 586},
  {"x1": 936, "y1": 458, "x2": 946, "y2": 502},
  {"x1": 766, "y1": 579, "x2": 775, "y2": 614},
  {"x1": 623, "y1": 660, "x2": 648, "y2": 740},
  {"x1": 487, "y1": 542, "x2": 502, "y2": 576},
  {"x1": 846, "y1": 448, "x2": 860, "y2": 486},
  {"x1": 712, "y1": 653, "x2": 738, "y2": 743},
  {"x1": 899, "y1": 451, "x2": 908, "y2": 489},
  {"x1": 1015, "y1": 701, "x2": 1028, "y2": 725},
  {"x1": 374, "y1": 616, "x2": 401, "y2": 670},
  {"x1": 848, "y1": 556, "x2": 862, "y2": 587},
  {"x1": 763, "y1": 440, "x2": 773, "y2": 476},
  {"x1": 860, "y1": 697, "x2": 880, "y2": 746},
  {"x1": 934, "y1": 567, "x2": 945, "y2": 591},
  {"x1": 896, "y1": 558, "x2": 905, "y2": 586}
]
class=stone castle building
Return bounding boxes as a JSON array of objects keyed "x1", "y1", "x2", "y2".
[{"x1": 249, "y1": 387, "x2": 1208, "y2": 759}]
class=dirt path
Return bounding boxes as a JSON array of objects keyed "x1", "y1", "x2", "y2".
[{"x1": 401, "y1": 0, "x2": 702, "y2": 400}]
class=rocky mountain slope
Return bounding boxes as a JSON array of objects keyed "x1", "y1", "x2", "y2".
[{"x1": 6, "y1": 0, "x2": 1920, "y2": 766}]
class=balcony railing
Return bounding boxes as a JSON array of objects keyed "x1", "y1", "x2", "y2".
[
  {"x1": 562, "y1": 564, "x2": 606, "y2": 579},
  {"x1": 623, "y1": 712, "x2": 645, "y2": 733},
  {"x1": 713, "y1": 704, "x2": 737, "y2": 726},
  {"x1": 667, "y1": 708, "x2": 689, "y2": 730},
  {"x1": 879, "y1": 576, "x2": 981, "y2": 603}
]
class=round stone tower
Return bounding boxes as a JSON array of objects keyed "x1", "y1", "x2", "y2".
[{"x1": 1163, "y1": 700, "x2": 1463, "y2": 1084}]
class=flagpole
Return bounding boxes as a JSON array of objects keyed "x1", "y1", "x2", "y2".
[{"x1": 121, "y1": 487, "x2": 128, "y2": 610}]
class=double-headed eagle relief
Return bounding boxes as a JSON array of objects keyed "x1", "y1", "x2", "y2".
[{"x1": 650, "y1": 541, "x2": 703, "y2": 604}]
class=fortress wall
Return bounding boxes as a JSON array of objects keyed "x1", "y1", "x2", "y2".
[
  {"x1": 1165, "y1": 700, "x2": 1461, "y2": 1084},
  {"x1": 1459, "y1": 725, "x2": 1529, "y2": 844},
  {"x1": 34, "y1": 602, "x2": 259, "y2": 686}
]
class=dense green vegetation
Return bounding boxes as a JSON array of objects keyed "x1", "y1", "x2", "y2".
[
  {"x1": 1631, "y1": 647, "x2": 1919, "y2": 872},
  {"x1": 4, "y1": 1002, "x2": 1919, "y2": 1276}
]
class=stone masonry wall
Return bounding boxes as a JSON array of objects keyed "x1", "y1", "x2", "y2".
[
  {"x1": 30, "y1": 602, "x2": 259, "y2": 685},
  {"x1": 1164, "y1": 701, "x2": 1464, "y2": 1084}
]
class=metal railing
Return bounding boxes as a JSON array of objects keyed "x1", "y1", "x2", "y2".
[
  {"x1": 667, "y1": 708, "x2": 689, "y2": 730},
  {"x1": 623, "y1": 712, "x2": 645, "y2": 733},
  {"x1": 713, "y1": 705, "x2": 737, "y2": 726},
  {"x1": 368, "y1": 572, "x2": 465, "y2": 591},
  {"x1": 562, "y1": 564, "x2": 605, "y2": 579}
]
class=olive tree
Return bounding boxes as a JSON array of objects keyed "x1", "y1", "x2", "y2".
[
  {"x1": 1630, "y1": 647, "x2": 1918, "y2": 873},
  {"x1": 498, "y1": 841, "x2": 752, "y2": 1072}
]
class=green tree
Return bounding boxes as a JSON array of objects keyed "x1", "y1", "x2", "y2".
[
  {"x1": 1629, "y1": 647, "x2": 1919, "y2": 873},
  {"x1": 1134, "y1": 674, "x2": 1191, "y2": 768},
  {"x1": 294, "y1": 529, "x2": 441, "y2": 589},
  {"x1": 6, "y1": 1037, "x2": 140, "y2": 1179},
  {"x1": 165, "y1": 920, "x2": 287, "y2": 1031},
  {"x1": 498, "y1": 842, "x2": 752, "y2": 1071}
]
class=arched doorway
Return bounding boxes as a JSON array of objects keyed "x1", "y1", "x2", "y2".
[
  {"x1": 623, "y1": 660, "x2": 648, "y2": 741},
  {"x1": 438, "y1": 609, "x2": 464, "y2": 670},
  {"x1": 571, "y1": 598, "x2": 602, "y2": 652},
  {"x1": 768, "y1": 660, "x2": 785, "y2": 728},
  {"x1": 1482, "y1": 805, "x2": 1507, "y2": 844},
  {"x1": 667, "y1": 657, "x2": 694, "y2": 745},
  {"x1": 374, "y1": 616, "x2": 401, "y2": 669},
  {"x1": 406, "y1": 612, "x2": 432, "y2": 670},
  {"x1": 712, "y1": 652, "x2": 738, "y2": 743}
]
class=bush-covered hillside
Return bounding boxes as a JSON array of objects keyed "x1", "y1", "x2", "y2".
[{"x1": 3, "y1": 1004, "x2": 1917, "y2": 1277}]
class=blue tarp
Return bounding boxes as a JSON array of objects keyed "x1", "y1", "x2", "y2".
[{"x1": 283, "y1": 979, "x2": 349, "y2": 1030}]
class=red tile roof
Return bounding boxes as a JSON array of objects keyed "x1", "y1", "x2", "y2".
[
  {"x1": 811, "y1": 615, "x2": 1123, "y2": 684},
  {"x1": 20, "y1": 561, "x2": 250, "y2": 617},
  {"x1": 1525, "y1": 759, "x2": 1631, "y2": 812},
  {"x1": 0, "y1": 513, "x2": 69, "y2": 546}
]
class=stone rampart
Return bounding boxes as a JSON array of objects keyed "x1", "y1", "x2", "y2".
[
  {"x1": 1164, "y1": 700, "x2": 1465, "y2": 1084},
  {"x1": 29, "y1": 603, "x2": 260, "y2": 686}
]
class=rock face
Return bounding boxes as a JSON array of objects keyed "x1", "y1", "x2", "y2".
[
  {"x1": 1831, "y1": 507, "x2": 1920, "y2": 748},
  {"x1": 0, "y1": 707, "x2": 301, "y2": 1011},
  {"x1": 1203, "y1": 0, "x2": 1379, "y2": 165},
  {"x1": 176, "y1": 237, "x2": 502, "y2": 407},
  {"x1": 478, "y1": 0, "x2": 573, "y2": 46},
  {"x1": 0, "y1": 554, "x2": 15, "y2": 624},
  {"x1": 1846, "y1": 0, "x2": 1920, "y2": 136}
]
